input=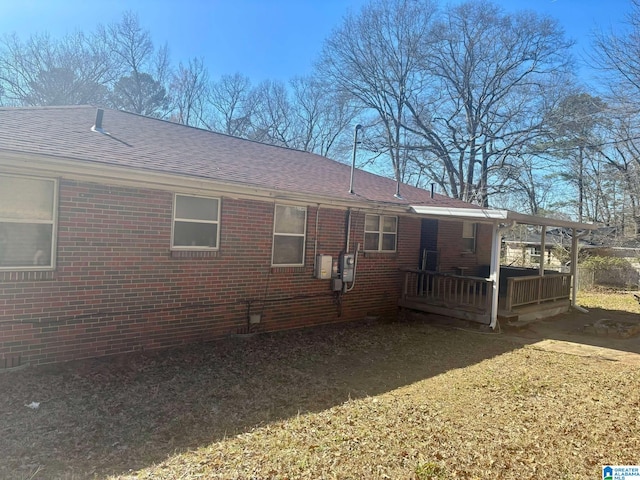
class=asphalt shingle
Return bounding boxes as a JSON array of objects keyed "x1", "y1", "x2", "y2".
[{"x1": 0, "y1": 105, "x2": 471, "y2": 208}]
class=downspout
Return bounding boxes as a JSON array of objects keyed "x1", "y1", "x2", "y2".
[
  {"x1": 312, "y1": 205, "x2": 320, "y2": 275},
  {"x1": 343, "y1": 209, "x2": 360, "y2": 293},
  {"x1": 345, "y1": 208, "x2": 352, "y2": 253},
  {"x1": 571, "y1": 227, "x2": 590, "y2": 313},
  {"x1": 489, "y1": 220, "x2": 517, "y2": 330},
  {"x1": 345, "y1": 242, "x2": 360, "y2": 293}
]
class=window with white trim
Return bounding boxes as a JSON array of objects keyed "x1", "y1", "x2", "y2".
[
  {"x1": 0, "y1": 175, "x2": 57, "y2": 270},
  {"x1": 172, "y1": 194, "x2": 220, "y2": 249},
  {"x1": 272, "y1": 205, "x2": 307, "y2": 266},
  {"x1": 462, "y1": 221, "x2": 476, "y2": 252},
  {"x1": 364, "y1": 214, "x2": 397, "y2": 252},
  {"x1": 530, "y1": 247, "x2": 542, "y2": 264}
]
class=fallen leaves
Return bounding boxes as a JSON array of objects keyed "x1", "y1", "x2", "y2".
[{"x1": 0, "y1": 317, "x2": 638, "y2": 479}]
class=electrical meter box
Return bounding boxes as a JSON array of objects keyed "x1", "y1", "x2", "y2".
[
  {"x1": 315, "y1": 254, "x2": 332, "y2": 279},
  {"x1": 340, "y1": 253, "x2": 355, "y2": 283}
]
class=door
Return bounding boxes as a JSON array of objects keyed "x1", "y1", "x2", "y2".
[
  {"x1": 418, "y1": 219, "x2": 438, "y2": 295},
  {"x1": 419, "y1": 218, "x2": 438, "y2": 271}
]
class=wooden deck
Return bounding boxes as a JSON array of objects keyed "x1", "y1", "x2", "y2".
[{"x1": 399, "y1": 269, "x2": 572, "y2": 324}]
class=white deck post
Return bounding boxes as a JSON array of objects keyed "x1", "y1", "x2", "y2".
[
  {"x1": 539, "y1": 225, "x2": 546, "y2": 276},
  {"x1": 489, "y1": 221, "x2": 501, "y2": 329},
  {"x1": 570, "y1": 227, "x2": 579, "y2": 307}
]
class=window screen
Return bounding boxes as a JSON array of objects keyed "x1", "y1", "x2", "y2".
[
  {"x1": 0, "y1": 175, "x2": 56, "y2": 269},
  {"x1": 172, "y1": 194, "x2": 220, "y2": 249}
]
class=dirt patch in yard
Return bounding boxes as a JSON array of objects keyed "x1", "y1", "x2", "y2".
[
  {"x1": 0, "y1": 297, "x2": 638, "y2": 480},
  {"x1": 500, "y1": 294, "x2": 640, "y2": 365}
]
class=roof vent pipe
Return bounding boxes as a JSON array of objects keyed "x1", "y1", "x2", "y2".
[
  {"x1": 92, "y1": 108, "x2": 104, "y2": 133},
  {"x1": 348, "y1": 124, "x2": 362, "y2": 194},
  {"x1": 430, "y1": 183, "x2": 435, "y2": 199},
  {"x1": 394, "y1": 180, "x2": 402, "y2": 199}
]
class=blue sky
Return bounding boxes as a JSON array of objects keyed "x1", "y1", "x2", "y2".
[{"x1": 0, "y1": 0, "x2": 632, "y2": 83}]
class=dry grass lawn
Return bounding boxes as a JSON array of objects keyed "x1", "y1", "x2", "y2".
[
  {"x1": 578, "y1": 288, "x2": 640, "y2": 313},
  {"x1": 1, "y1": 291, "x2": 639, "y2": 480}
]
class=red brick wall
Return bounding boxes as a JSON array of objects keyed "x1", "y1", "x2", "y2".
[
  {"x1": 0, "y1": 179, "x2": 423, "y2": 366},
  {"x1": 437, "y1": 220, "x2": 493, "y2": 276}
]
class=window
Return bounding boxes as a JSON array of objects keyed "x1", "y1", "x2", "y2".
[
  {"x1": 530, "y1": 247, "x2": 542, "y2": 264},
  {"x1": 462, "y1": 222, "x2": 476, "y2": 253},
  {"x1": 364, "y1": 214, "x2": 397, "y2": 252},
  {"x1": 0, "y1": 175, "x2": 57, "y2": 270},
  {"x1": 272, "y1": 205, "x2": 307, "y2": 266},
  {"x1": 172, "y1": 194, "x2": 220, "y2": 249}
]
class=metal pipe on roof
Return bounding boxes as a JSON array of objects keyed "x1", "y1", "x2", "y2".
[
  {"x1": 348, "y1": 125, "x2": 362, "y2": 195},
  {"x1": 394, "y1": 179, "x2": 402, "y2": 199},
  {"x1": 93, "y1": 108, "x2": 104, "y2": 131}
]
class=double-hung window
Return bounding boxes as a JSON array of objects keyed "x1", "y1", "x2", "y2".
[
  {"x1": 364, "y1": 214, "x2": 397, "y2": 252},
  {"x1": 172, "y1": 194, "x2": 220, "y2": 249},
  {"x1": 272, "y1": 204, "x2": 307, "y2": 266},
  {"x1": 462, "y1": 221, "x2": 476, "y2": 253},
  {"x1": 530, "y1": 247, "x2": 542, "y2": 264},
  {"x1": 0, "y1": 174, "x2": 57, "y2": 270}
]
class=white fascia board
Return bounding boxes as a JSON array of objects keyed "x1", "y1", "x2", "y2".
[
  {"x1": 0, "y1": 150, "x2": 411, "y2": 214},
  {"x1": 411, "y1": 205, "x2": 596, "y2": 230},
  {"x1": 410, "y1": 205, "x2": 508, "y2": 222},
  {"x1": 505, "y1": 211, "x2": 596, "y2": 230}
]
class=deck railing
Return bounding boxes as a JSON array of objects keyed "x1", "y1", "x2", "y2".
[
  {"x1": 401, "y1": 269, "x2": 493, "y2": 312},
  {"x1": 504, "y1": 273, "x2": 572, "y2": 311}
]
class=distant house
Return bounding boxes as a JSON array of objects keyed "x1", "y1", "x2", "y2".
[
  {"x1": 503, "y1": 226, "x2": 640, "y2": 271},
  {"x1": 584, "y1": 227, "x2": 640, "y2": 268},
  {"x1": 579, "y1": 227, "x2": 640, "y2": 288},
  {"x1": 0, "y1": 106, "x2": 593, "y2": 367},
  {"x1": 502, "y1": 228, "x2": 584, "y2": 269}
]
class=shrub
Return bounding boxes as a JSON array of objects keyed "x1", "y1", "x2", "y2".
[{"x1": 580, "y1": 256, "x2": 639, "y2": 289}]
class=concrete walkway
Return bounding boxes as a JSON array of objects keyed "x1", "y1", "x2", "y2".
[{"x1": 500, "y1": 307, "x2": 640, "y2": 365}]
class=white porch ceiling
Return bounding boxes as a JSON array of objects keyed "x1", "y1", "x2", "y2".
[{"x1": 409, "y1": 205, "x2": 596, "y2": 230}]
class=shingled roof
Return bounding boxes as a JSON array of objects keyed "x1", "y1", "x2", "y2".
[{"x1": 0, "y1": 105, "x2": 470, "y2": 209}]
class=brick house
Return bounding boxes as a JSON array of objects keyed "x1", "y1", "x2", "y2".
[{"x1": 0, "y1": 106, "x2": 591, "y2": 367}]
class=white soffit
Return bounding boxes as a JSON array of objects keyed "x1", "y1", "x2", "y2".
[
  {"x1": 409, "y1": 206, "x2": 508, "y2": 222},
  {"x1": 410, "y1": 205, "x2": 596, "y2": 230}
]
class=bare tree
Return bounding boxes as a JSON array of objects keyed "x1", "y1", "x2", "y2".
[
  {"x1": 105, "y1": 11, "x2": 170, "y2": 117},
  {"x1": 0, "y1": 10, "x2": 172, "y2": 117},
  {"x1": 0, "y1": 31, "x2": 115, "y2": 106},
  {"x1": 494, "y1": 155, "x2": 558, "y2": 216},
  {"x1": 595, "y1": 112, "x2": 640, "y2": 236},
  {"x1": 406, "y1": 1, "x2": 574, "y2": 205},
  {"x1": 207, "y1": 73, "x2": 257, "y2": 137},
  {"x1": 318, "y1": 0, "x2": 574, "y2": 205},
  {"x1": 589, "y1": 0, "x2": 640, "y2": 235},
  {"x1": 250, "y1": 80, "x2": 294, "y2": 146},
  {"x1": 286, "y1": 76, "x2": 359, "y2": 158},
  {"x1": 213, "y1": 75, "x2": 358, "y2": 158},
  {"x1": 170, "y1": 57, "x2": 210, "y2": 127},
  {"x1": 591, "y1": 0, "x2": 640, "y2": 99},
  {"x1": 545, "y1": 93, "x2": 607, "y2": 221},
  {"x1": 317, "y1": 0, "x2": 437, "y2": 189}
]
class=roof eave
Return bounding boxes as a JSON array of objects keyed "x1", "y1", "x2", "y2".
[
  {"x1": 410, "y1": 205, "x2": 596, "y2": 230},
  {"x1": 0, "y1": 149, "x2": 417, "y2": 213}
]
